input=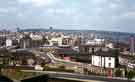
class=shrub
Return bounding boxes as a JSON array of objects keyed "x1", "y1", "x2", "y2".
[
  {"x1": 43, "y1": 65, "x2": 74, "y2": 73},
  {"x1": 46, "y1": 68, "x2": 74, "y2": 73},
  {"x1": 59, "y1": 65, "x2": 65, "y2": 69},
  {"x1": 83, "y1": 68, "x2": 88, "y2": 75},
  {"x1": 43, "y1": 65, "x2": 50, "y2": 71}
]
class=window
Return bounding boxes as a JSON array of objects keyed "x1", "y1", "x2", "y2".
[
  {"x1": 109, "y1": 63, "x2": 111, "y2": 67},
  {"x1": 109, "y1": 57, "x2": 111, "y2": 60}
]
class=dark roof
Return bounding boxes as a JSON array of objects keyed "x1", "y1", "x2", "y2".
[
  {"x1": 11, "y1": 50, "x2": 35, "y2": 56},
  {"x1": 113, "y1": 42, "x2": 129, "y2": 48},
  {"x1": 55, "y1": 48, "x2": 78, "y2": 55},
  {"x1": 0, "y1": 48, "x2": 10, "y2": 57},
  {"x1": 120, "y1": 54, "x2": 135, "y2": 61},
  {"x1": 79, "y1": 44, "x2": 103, "y2": 47},
  {"x1": 0, "y1": 48, "x2": 8, "y2": 53},
  {"x1": 21, "y1": 34, "x2": 31, "y2": 40},
  {"x1": 93, "y1": 50, "x2": 118, "y2": 57}
]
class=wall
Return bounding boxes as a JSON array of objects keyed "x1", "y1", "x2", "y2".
[
  {"x1": 92, "y1": 55, "x2": 101, "y2": 67},
  {"x1": 6, "y1": 39, "x2": 12, "y2": 47},
  {"x1": 92, "y1": 55, "x2": 115, "y2": 68},
  {"x1": 105, "y1": 57, "x2": 115, "y2": 68}
]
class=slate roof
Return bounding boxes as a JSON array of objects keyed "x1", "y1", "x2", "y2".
[{"x1": 93, "y1": 50, "x2": 118, "y2": 57}]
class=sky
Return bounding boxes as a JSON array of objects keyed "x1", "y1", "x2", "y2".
[{"x1": 0, "y1": 0, "x2": 135, "y2": 32}]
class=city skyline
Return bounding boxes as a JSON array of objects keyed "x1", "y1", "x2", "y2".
[{"x1": 0, "y1": 0, "x2": 135, "y2": 33}]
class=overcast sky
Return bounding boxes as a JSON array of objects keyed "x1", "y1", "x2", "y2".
[{"x1": 0, "y1": 0, "x2": 135, "y2": 32}]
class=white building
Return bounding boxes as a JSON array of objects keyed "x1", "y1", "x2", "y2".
[
  {"x1": 106, "y1": 43, "x2": 114, "y2": 49},
  {"x1": 49, "y1": 35, "x2": 71, "y2": 46},
  {"x1": 92, "y1": 50, "x2": 117, "y2": 68},
  {"x1": 30, "y1": 33, "x2": 43, "y2": 41},
  {"x1": 86, "y1": 38, "x2": 104, "y2": 45},
  {"x1": 49, "y1": 37, "x2": 63, "y2": 46},
  {"x1": 34, "y1": 65, "x2": 44, "y2": 71},
  {"x1": 6, "y1": 39, "x2": 12, "y2": 47}
]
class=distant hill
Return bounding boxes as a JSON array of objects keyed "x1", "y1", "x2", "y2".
[
  {"x1": 18, "y1": 28, "x2": 134, "y2": 34},
  {"x1": 18, "y1": 28, "x2": 135, "y2": 43}
]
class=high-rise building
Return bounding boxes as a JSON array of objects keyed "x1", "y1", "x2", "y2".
[
  {"x1": 16, "y1": 27, "x2": 20, "y2": 32},
  {"x1": 130, "y1": 36, "x2": 135, "y2": 55},
  {"x1": 49, "y1": 26, "x2": 53, "y2": 33}
]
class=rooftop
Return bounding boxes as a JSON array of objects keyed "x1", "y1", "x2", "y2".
[{"x1": 93, "y1": 49, "x2": 118, "y2": 57}]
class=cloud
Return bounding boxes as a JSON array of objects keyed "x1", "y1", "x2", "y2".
[
  {"x1": 46, "y1": 8, "x2": 77, "y2": 15},
  {"x1": 92, "y1": 0, "x2": 107, "y2": 4},
  {"x1": 17, "y1": 13, "x2": 23, "y2": 17},
  {"x1": 121, "y1": 11, "x2": 135, "y2": 19},
  {"x1": 0, "y1": 8, "x2": 9, "y2": 13},
  {"x1": 0, "y1": 0, "x2": 135, "y2": 32},
  {"x1": 18, "y1": 0, "x2": 60, "y2": 7},
  {"x1": 109, "y1": 2, "x2": 119, "y2": 9}
]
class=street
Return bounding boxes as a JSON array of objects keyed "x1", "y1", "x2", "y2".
[{"x1": 21, "y1": 70, "x2": 133, "y2": 82}]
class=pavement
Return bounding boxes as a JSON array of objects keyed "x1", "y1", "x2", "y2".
[{"x1": 21, "y1": 70, "x2": 134, "y2": 82}]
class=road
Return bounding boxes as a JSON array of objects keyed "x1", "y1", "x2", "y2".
[
  {"x1": 9, "y1": 48, "x2": 88, "y2": 68},
  {"x1": 8, "y1": 49, "x2": 134, "y2": 82},
  {"x1": 21, "y1": 70, "x2": 133, "y2": 82},
  {"x1": 46, "y1": 52, "x2": 86, "y2": 67}
]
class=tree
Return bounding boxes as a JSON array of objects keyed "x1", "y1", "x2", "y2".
[
  {"x1": 59, "y1": 65, "x2": 65, "y2": 69},
  {"x1": 42, "y1": 36, "x2": 49, "y2": 45},
  {"x1": 43, "y1": 65, "x2": 49, "y2": 71},
  {"x1": 125, "y1": 69, "x2": 128, "y2": 78},
  {"x1": 115, "y1": 69, "x2": 122, "y2": 77},
  {"x1": 83, "y1": 68, "x2": 88, "y2": 75},
  {"x1": 41, "y1": 62, "x2": 46, "y2": 67},
  {"x1": 127, "y1": 70, "x2": 135, "y2": 81}
]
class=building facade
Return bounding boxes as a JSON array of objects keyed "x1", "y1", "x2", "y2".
[
  {"x1": 92, "y1": 55, "x2": 115, "y2": 68},
  {"x1": 91, "y1": 50, "x2": 118, "y2": 68}
]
